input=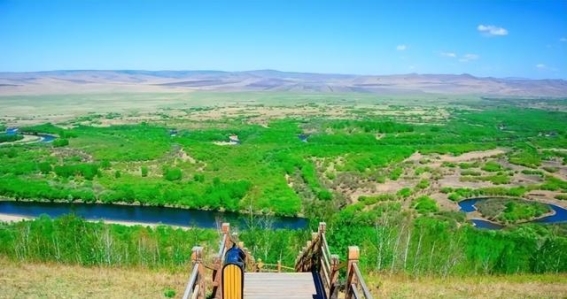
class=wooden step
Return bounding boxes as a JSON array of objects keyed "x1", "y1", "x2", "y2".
[{"x1": 243, "y1": 272, "x2": 320, "y2": 299}]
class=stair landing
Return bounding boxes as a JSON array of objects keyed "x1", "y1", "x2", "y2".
[{"x1": 243, "y1": 272, "x2": 321, "y2": 299}]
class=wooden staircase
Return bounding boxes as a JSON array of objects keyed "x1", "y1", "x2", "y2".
[
  {"x1": 244, "y1": 272, "x2": 320, "y2": 299},
  {"x1": 182, "y1": 222, "x2": 373, "y2": 299}
]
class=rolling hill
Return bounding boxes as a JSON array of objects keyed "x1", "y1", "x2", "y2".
[{"x1": 0, "y1": 70, "x2": 566, "y2": 97}]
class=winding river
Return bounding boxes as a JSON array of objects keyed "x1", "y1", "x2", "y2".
[
  {"x1": 0, "y1": 201, "x2": 308, "y2": 229},
  {"x1": 458, "y1": 197, "x2": 567, "y2": 229}
]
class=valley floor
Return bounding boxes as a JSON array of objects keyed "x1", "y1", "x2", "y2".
[{"x1": 1, "y1": 258, "x2": 566, "y2": 299}]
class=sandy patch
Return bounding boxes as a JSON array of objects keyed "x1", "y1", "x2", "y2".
[
  {"x1": 213, "y1": 141, "x2": 238, "y2": 146},
  {"x1": 284, "y1": 174, "x2": 293, "y2": 188},
  {"x1": 429, "y1": 192, "x2": 460, "y2": 212},
  {"x1": 526, "y1": 191, "x2": 567, "y2": 208},
  {"x1": 0, "y1": 213, "x2": 191, "y2": 230},
  {"x1": 439, "y1": 148, "x2": 507, "y2": 163},
  {"x1": 178, "y1": 149, "x2": 196, "y2": 164}
]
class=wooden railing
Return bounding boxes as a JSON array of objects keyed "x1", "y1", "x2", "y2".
[
  {"x1": 182, "y1": 246, "x2": 206, "y2": 299},
  {"x1": 183, "y1": 221, "x2": 374, "y2": 299},
  {"x1": 294, "y1": 222, "x2": 374, "y2": 299},
  {"x1": 345, "y1": 246, "x2": 373, "y2": 299},
  {"x1": 182, "y1": 222, "x2": 255, "y2": 299},
  {"x1": 255, "y1": 259, "x2": 296, "y2": 273}
]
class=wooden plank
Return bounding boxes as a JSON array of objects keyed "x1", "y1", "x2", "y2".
[{"x1": 243, "y1": 273, "x2": 320, "y2": 299}]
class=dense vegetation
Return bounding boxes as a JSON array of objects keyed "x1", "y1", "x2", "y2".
[
  {"x1": 0, "y1": 133, "x2": 23, "y2": 143},
  {"x1": 1, "y1": 214, "x2": 566, "y2": 276},
  {"x1": 0, "y1": 106, "x2": 565, "y2": 217},
  {"x1": 476, "y1": 198, "x2": 551, "y2": 224},
  {"x1": 1, "y1": 99, "x2": 567, "y2": 280}
]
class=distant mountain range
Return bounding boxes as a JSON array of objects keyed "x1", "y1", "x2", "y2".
[{"x1": 0, "y1": 70, "x2": 566, "y2": 97}]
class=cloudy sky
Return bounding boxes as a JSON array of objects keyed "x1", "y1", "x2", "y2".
[{"x1": 1, "y1": 0, "x2": 566, "y2": 78}]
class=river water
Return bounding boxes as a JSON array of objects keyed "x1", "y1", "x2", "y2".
[
  {"x1": 0, "y1": 201, "x2": 308, "y2": 229},
  {"x1": 458, "y1": 198, "x2": 567, "y2": 229}
]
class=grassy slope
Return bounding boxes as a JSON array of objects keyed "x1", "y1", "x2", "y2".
[
  {"x1": 0, "y1": 258, "x2": 187, "y2": 299},
  {"x1": 374, "y1": 273, "x2": 567, "y2": 299},
  {"x1": 1, "y1": 259, "x2": 566, "y2": 299}
]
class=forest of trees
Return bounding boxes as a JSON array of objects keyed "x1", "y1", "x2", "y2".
[{"x1": 0, "y1": 213, "x2": 565, "y2": 276}]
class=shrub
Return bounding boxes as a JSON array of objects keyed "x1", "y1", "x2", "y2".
[
  {"x1": 416, "y1": 179, "x2": 429, "y2": 190},
  {"x1": 397, "y1": 187, "x2": 412, "y2": 198},
  {"x1": 459, "y1": 162, "x2": 479, "y2": 169},
  {"x1": 481, "y1": 161, "x2": 503, "y2": 172},
  {"x1": 141, "y1": 166, "x2": 148, "y2": 177},
  {"x1": 413, "y1": 196, "x2": 438, "y2": 214},
  {"x1": 52, "y1": 138, "x2": 69, "y2": 147},
  {"x1": 164, "y1": 167, "x2": 182, "y2": 181}
]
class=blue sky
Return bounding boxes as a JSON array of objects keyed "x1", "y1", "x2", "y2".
[{"x1": 1, "y1": 0, "x2": 566, "y2": 78}]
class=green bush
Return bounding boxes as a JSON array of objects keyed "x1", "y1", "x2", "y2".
[
  {"x1": 163, "y1": 167, "x2": 182, "y2": 181},
  {"x1": 459, "y1": 162, "x2": 480, "y2": 169},
  {"x1": 416, "y1": 179, "x2": 430, "y2": 190},
  {"x1": 481, "y1": 161, "x2": 503, "y2": 172},
  {"x1": 397, "y1": 187, "x2": 412, "y2": 198},
  {"x1": 140, "y1": 166, "x2": 149, "y2": 177},
  {"x1": 413, "y1": 196, "x2": 438, "y2": 214},
  {"x1": 52, "y1": 138, "x2": 69, "y2": 147}
]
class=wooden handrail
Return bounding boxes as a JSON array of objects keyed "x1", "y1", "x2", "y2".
[
  {"x1": 255, "y1": 261, "x2": 296, "y2": 273},
  {"x1": 295, "y1": 223, "x2": 374, "y2": 299},
  {"x1": 345, "y1": 246, "x2": 373, "y2": 299},
  {"x1": 182, "y1": 246, "x2": 206, "y2": 299},
  {"x1": 210, "y1": 223, "x2": 256, "y2": 299},
  {"x1": 183, "y1": 222, "x2": 375, "y2": 299},
  {"x1": 294, "y1": 222, "x2": 341, "y2": 299}
]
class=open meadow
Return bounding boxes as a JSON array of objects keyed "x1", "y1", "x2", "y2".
[{"x1": 1, "y1": 91, "x2": 567, "y2": 297}]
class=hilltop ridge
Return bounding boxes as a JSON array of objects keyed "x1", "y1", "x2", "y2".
[{"x1": 1, "y1": 70, "x2": 566, "y2": 97}]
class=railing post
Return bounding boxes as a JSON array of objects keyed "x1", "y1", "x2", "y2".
[
  {"x1": 222, "y1": 222, "x2": 231, "y2": 247},
  {"x1": 346, "y1": 246, "x2": 360, "y2": 299},
  {"x1": 277, "y1": 260, "x2": 282, "y2": 273},
  {"x1": 187, "y1": 246, "x2": 204, "y2": 299},
  {"x1": 318, "y1": 222, "x2": 326, "y2": 235},
  {"x1": 213, "y1": 223, "x2": 231, "y2": 299},
  {"x1": 306, "y1": 240, "x2": 312, "y2": 270},
  {"x1": 329, "y1": 254, "x2": 339, "y2": 299}
]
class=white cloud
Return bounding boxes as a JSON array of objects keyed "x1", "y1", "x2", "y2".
[
  {"x1": 440, "y1": 52, "x2": 457, "y2": 58},
  {"x1": 560, "y1": 37, "x2": 567, "y2": 42},
  {"x1": 459, "y1": 54, "x2": 480, "y2": 62},
  {"x1": 535, "y1": 64, "x2": 559, "y2": 72},
  {"x1": 396, "y1": 44, "x2": 407, "y2": 51},
  {"x1": 477, "y1": 24, "x2": 508, "y2": 36},
  {"x1": 536, "y1": 63, "x2": 547, "y2": 69},
  {"x1": 439, "y1": 51, "x2": 479, "y2": 62}
]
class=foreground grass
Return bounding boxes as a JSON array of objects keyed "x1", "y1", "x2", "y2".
[
  {"x1": 0, "y1": 258, "x2": 188, "y2": 299},
  {"x1": 2, "y1": 258, "x2": 567, "y2": 299},
  {"x1": 370, "y1": 273, "x2": 567, "y2": 299}
]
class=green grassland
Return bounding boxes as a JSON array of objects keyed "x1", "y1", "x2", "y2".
[
  {"x1": 1, "y1": 97, "x2": 566, "y2": 217},
  {"x1": 1, "y1": 93, "x2": 567, "y2": 280}
]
